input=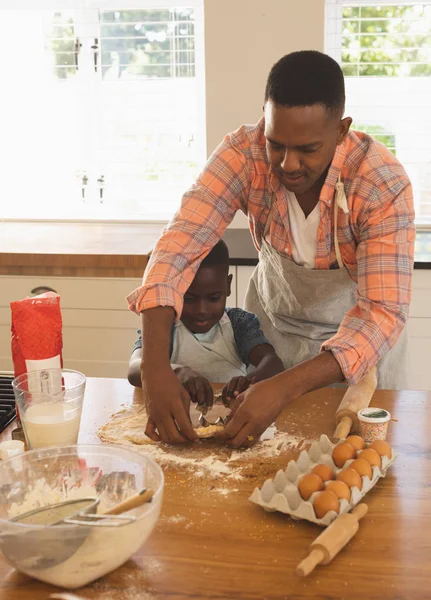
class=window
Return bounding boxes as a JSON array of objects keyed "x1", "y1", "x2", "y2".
[
  {"x1": 0, "y1": 0, "x2": 205, "y2": 221},
  {"x1": 326, "y1": 1, "x2": 431, "y2": 226}
]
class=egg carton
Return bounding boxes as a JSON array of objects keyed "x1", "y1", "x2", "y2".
[{"x1": 249, "y1": 434, "x2": 396, "y2": 526}]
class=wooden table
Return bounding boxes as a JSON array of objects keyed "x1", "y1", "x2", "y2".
[{"x1": 1, "y1": 379, "x2": 430, "y2": 599}]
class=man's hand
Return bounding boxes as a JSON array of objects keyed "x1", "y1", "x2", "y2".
[
  {"x1": 222, "y1": 375, "x2": 254, "y2": 404},
  {"x1": 217, "y1": 351, "x2": 344, "y2": 448},
  {"x1": 140, "y1": 306, "x2": 198, "y2": 445},
  {"x1": 143, "y1": 364, "x2": 198, "y2": 444},
  {"x1": 217, "y1": 378, "x2": 286, "y2": 448},
  {"x1": 174, "y1": 367, "x2": 214, "y2": 408}
]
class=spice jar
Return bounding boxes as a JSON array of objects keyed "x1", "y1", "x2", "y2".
[{"x1": 357, "y1": 407, "x2": 391, "y2": 442}]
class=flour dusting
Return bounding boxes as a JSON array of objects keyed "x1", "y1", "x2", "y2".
[{"x1": 97, "y1": 405, "x2": 311, "y2": 483}]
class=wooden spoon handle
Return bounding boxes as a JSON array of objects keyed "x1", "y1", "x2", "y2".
[{"x1": 103, "y1": 488, "x2": 154, "y2": 516}]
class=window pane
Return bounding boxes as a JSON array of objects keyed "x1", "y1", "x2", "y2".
[
  {"x1": 0, "y1": 5, "x2": 204, "y2": 220},
  {"x1": 95, "y1": 7, "x2": 203, "y2": 218},
  {"x1": 327, "y1": 2, "x2": 431, "y2": 224}
]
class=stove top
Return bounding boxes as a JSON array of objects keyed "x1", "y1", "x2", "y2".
[{"x1": 0, "y1": 373, "x2": 16, "y2": 433}]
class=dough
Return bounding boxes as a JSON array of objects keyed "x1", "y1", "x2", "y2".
[
  {"x1": 195, "y1": 424, "x2": 224, "y2": 439},
  {"x1": 97, "y1": 405, "x2": 225, "y2": 445},
  {"x1": 98, "y1": 406, "x2": 150, "y2": 446}
]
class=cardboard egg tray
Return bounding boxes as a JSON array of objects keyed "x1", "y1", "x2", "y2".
[{"x1": 249, "y1": 434, "x2": 396, "y2": 526}]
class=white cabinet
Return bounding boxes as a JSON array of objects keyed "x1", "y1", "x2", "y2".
[
  {"x1": 408, "y1": 271, "x2": 431, "y2": 390},
  {"x1": 236, "y1": 265, "x2": 256, "y2": 309},
  {"x1": 0, "y1": 275, "x2": 142, "y2": 378}
]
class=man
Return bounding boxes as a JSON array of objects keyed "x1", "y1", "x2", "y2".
[{"x1": 128, "y1": 51, "x2": 415, "y2": 448}]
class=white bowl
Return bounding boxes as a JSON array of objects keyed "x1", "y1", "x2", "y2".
[{"x1": 0, "y1": 444, "x2": 164, "y2": 588}]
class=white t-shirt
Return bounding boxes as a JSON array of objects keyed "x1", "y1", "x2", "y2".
[{"x1": 286, "y1": 189, "x2": 320, "y2": 269}]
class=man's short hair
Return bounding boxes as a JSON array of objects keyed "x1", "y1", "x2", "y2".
[
  {"x1": 201, "y1": 240, "x2": 230, "y2": 270},
  {"x1": 265, "y1": 50, "x2": 345, "y2": 116}
]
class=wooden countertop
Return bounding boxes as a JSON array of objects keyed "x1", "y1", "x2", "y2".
[
  {"x1": 2, "y1": 222, "x2": 431, "y2": 277},
  {"x1": 1, "y1": 379, "x2": 430, "y2": 599}
]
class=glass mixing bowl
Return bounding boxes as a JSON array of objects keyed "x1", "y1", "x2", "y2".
[{"x1": 0, "y1": 444, "x2": 164, "y2": 589}]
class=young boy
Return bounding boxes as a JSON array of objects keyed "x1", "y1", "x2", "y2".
[{"x1": 128, "y1": 240, "x2": 284, "y2": 406}]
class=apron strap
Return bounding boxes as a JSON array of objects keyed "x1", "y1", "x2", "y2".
[{"x1": 334, "y1": 175, "x2": 349, "y2": 269}]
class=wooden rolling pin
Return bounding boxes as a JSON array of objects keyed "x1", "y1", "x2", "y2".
[
  {"x1": 333, "y1": 367, "x2": 377, "y2": 442},
  {"x1": 296, "y1": 503, "x2": 368, "y2": 577}
]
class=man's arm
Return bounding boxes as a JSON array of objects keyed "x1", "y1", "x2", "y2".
[
  {"x1": 322, "y1": 180, "x2": 415, "y2": 385},
  {"x1": 140, "y1": 306, "x2": 198, "y2": 443}
]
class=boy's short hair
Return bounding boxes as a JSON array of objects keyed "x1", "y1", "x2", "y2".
[{"x1": 201, "y1": 239, "x2": 229, "y2": 270}]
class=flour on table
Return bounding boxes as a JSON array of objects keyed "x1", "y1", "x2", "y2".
[{"x1": 97, "y1": 405, "x2": 309, "y2": 481}]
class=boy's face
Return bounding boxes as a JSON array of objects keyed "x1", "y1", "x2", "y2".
[{"x1": 181, "y1": 265, "x2": 232, "y2": 334}]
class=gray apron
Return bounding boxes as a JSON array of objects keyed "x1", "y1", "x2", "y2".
[
  {"x1": 244, "y1": 178, "x2": 409, "y2": 390},
  {"x1": 170, "y1": 314, "x2": 247, "y2": 383}
]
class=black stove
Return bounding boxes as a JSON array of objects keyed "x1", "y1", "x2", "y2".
[{"x1": 0, "y1": 373, "x2": 16, "y2": 433}]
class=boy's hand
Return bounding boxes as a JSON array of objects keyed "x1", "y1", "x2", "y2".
[
  {"x1": 174, "y1": 367, "x2": 214, "y2": 407},
  {"x1": 222, "y1": 375, "x2": 255, "y2": 405}
]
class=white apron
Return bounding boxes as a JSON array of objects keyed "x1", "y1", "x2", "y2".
[
  {"x1": 244, "y1": 179, "x2": 409, "y2": 390},
  {"x1": 170, "y1": 313, "x2": 247, "y2": 383}
]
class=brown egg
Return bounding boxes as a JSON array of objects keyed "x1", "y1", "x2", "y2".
[
  {"x1": 350, "y1": 457, "x2": 373, "y2": 479},
  {"x1": 298, "y1": 473, "x2": 324, "y2": 500},
  {"x1": 332, "y1": 442, "x2": 356, "y2": 468},
  {"x1": 337, "y1": 468, "x2": 363, "y2": 490},
  {"x1": 345, "y1": 435, "x2": 366, "y2": 452},
  {"x1": 326, "y1": 480, "x2": 351, "y2": 502},
  {"x1": 311, "y1": 464, "x2": 335, "y2": 483},
  {"x1": 369, "y1": 440, "x2": 392, "y2": 459},
  {"x1": 313, "y1": 491, "x2": 340, "y2": 519},
  {"x1": 359, "y1": 448, "x2": 382, "y2": 469}
]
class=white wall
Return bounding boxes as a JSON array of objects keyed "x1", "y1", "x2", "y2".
[
  {"x1": 204, "y1": 0, "x2": 325, "y2": 227},
  {"x1": 204, "y1": 0, "x2": 325, "y2": 155}
]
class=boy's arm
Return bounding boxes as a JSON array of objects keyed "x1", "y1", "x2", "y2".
[
  {"x1": 223, "y1": 309, "x2": 284, "y2": 401},
  {"x1": 247, "y1": 343, "x2": 284, "y2": 382},
  {"x1": 222, "y1": 344, "x2": 283, "y2": 402}
]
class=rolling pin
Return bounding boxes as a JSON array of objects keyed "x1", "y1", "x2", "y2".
[
  {"x1": 333, "y1": 367, "x2": 377, "y2": 441},
  {"x1": 296, "y1": 503, "x2": 368, "y2": 577}
]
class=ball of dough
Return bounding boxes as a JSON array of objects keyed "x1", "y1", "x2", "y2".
[
  {"x1": 359, "y1": 448, "x2": 382, "y2": 469},
  {"x1": 369, "y1": 440, "x2": 392, "y2": 459},
  {"x1": 332, "y1": 442, "x2": 356, "y2": 468},
  {"x1": 298, "y1": 473, "x2": 324, "y2": 500},
  {"x1": 349, "y1": 457, "x2": 372, "y2": 479},
  {"x1": 345, "y1": 435, "x2": 366, "y2": 452},
  {"x1": 311, "y1": 464, "x2": 335, "y2": 482},
  {"x1": 336, "y1": 467, "x2": 363, "y2": 490},
  {"x1": 325, "y1": 480, "x2": 351, "y2": 501},
  {"x1": 313, "y1": 491, "x2": 340, "y2": 519}
]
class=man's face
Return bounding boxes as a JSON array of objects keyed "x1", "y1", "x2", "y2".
[
  {"x1": 181, "y1": 266, "x2": 232, "y2": 334},
  {"x1": 264, "y1": 101, "x2": 351, "y2": 196}
]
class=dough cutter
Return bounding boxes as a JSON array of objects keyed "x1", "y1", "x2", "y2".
[{"x1": 197, "y1": 390, "x2": 230, "y2": 428}]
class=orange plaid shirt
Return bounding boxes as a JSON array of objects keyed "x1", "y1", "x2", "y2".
[{"x1": 127, "y1": 118, "x2": 415, "y2": 385}]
